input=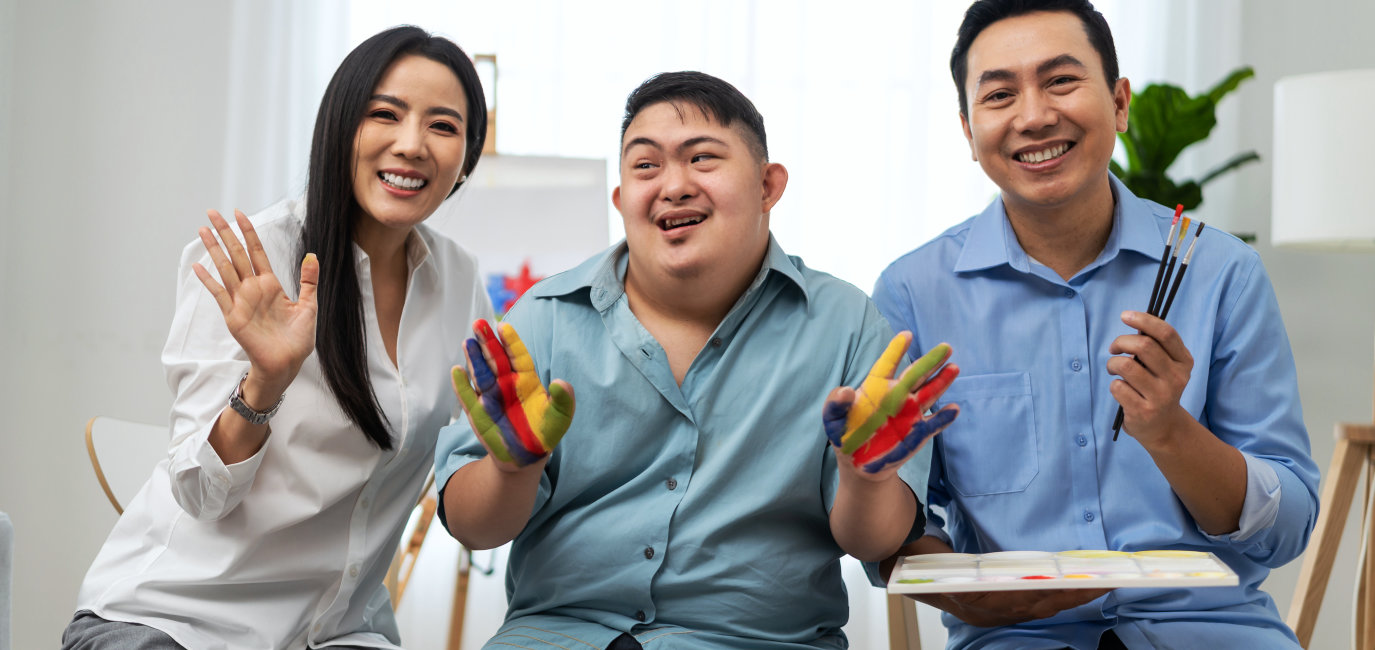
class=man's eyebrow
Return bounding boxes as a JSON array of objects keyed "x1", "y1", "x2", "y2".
[
  {"x1": 623, "y1": 136, "x2": 661, "y2": 156},
  {"x1": 975, "y1": 69, "x2": 1017, "y2": 87},
  {"x1": 678, "y1": 136, "x2": 726, "y2": 153},
  {"x1": 370, "y1": 94, "x2": 464, "y2": 122},
  {"x1": 975, "y1": 54, "x2": 1087, "y2": 87},
  {"x1": 622, "y1": 135, "x2": 728, "y2": 156},
  {"x1": 1037, "y1": 54, "x2": 1086, "y2": 77}
]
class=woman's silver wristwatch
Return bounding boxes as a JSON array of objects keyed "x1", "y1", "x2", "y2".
[{"x1": 227, "y1": 371, "x2": 284, "y2": 425}]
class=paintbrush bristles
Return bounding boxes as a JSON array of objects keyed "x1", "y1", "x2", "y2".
[
  {"x1": 1147, "y1": 213, "x2": 1182, "y2": 318},
  {"x1": 1159, "y1": 222, "x2": 1205, "y2": 319},
  {"x1": 1180, "y1": 220, "x2": 1206, "y2": 265}
]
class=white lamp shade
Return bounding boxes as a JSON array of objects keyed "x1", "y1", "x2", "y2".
[{"x1": 1272, "y1": 69, "x2": 1375, "y2": 250}]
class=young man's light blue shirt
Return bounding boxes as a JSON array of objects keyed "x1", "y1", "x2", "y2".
[
  {"x1": 873, "y1": 176, "x2": 1320, "y2": 649},
  {"x1": 437, "y1": 236, "x2": 912, "y2": 650}
]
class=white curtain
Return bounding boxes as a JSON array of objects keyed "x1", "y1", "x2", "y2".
[
  {"x1": 222, "y1": 0, "x2": 1243, "y2": 290},
  {"x1": 218, "y1": 0, "x2": 352, "y2": 214},
  {"x1": 218, "y1": 2, "x2": 1244, "y2": 647}
]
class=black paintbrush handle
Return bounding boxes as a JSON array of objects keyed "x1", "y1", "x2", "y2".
[
  {"x1": 1159, "y1": 262, "x2": 1190, "y2": 320},
  {"x1": 1146, "y1": 245, "x2": 1174, "y2": 317},
  {"x1": 1149, "y1": 257, "x2": 1179, "y2": 316}
]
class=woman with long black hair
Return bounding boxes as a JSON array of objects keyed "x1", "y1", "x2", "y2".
[{"x1": 64, "y1": 26, "x2": 492, "y2": 649}]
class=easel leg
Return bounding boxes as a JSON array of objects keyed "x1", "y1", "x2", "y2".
[
  {"x1": 1359, "y1": 449, "x2": 1374, "y2": 650},
  {"x1": 1287, "y1": 437, "x2": 1363, "y2": 647},
  {"x1": 447, "y1": 550, "x2": 471, "y2": 650}
]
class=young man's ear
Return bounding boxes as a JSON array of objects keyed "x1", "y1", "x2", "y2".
[
  {"x1": 761, "y1": 162, "x2": 789, "y2": 213},
  {"x1": 612, "y1": 186, "x2": 622, "y2": 212}
]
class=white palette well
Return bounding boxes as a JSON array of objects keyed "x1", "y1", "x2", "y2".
[{"x1": 887, "y1": 550, "x2": 1238, "y2": 594}]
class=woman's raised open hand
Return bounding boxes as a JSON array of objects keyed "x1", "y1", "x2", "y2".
[{"x1": 191, "y1": 209, "x2": 319, "y2": 388}]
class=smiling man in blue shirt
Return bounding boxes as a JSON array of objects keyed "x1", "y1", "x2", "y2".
[
  {"x1": 435, "y1": 71, "x2": 959, "y2": 650},
  {"x1": 874, "y1": 1, "x2": 1320, "y2": 648}
]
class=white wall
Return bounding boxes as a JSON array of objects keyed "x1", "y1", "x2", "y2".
[
  {"x1": 1, "y1": 2, "x2": 1371, "y2": 650},
  {"x1": 1228, "y1": 4, "x2": 1375, "y2": 650},
  {"x1": 0, "y1": 2, "x2": 233, "y2": 648}
]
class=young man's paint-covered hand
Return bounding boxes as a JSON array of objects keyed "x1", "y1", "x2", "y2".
[
  {"x1": 823, "y1": 334, "x2": 960, "y2": 474},
  {"x1": 451, "y1": 319, "x2": 575, "y2": 468}
]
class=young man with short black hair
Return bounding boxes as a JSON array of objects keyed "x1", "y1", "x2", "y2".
[{"x1": 437, "y1": 71, "x2": 959, "y2": 650}]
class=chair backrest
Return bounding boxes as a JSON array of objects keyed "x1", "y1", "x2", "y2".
[{"x1": 84, "y1": 416, "x2": 170, "y2": 514}]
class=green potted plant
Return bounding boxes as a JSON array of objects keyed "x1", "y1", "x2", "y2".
[{"x1": 1111, "y1": 66, "x2": 1259, "y2": 239}]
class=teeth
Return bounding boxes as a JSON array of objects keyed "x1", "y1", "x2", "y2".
[
  {"x1": 381, "y1": 172, "x2": 426, "y2": 190},
  {"x1": 662, "y1": 215, "x2": 703, "y2": 229},
  {"x1": 1018, "y1": 143, "x2": 1070, "y2": 163}
]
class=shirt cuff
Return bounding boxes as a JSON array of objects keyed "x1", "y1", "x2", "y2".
[
  {"x1": 1201, "y1": 451, "x2": 1281, "y2": 543},
  {"x1": 174, "y1": 424, "x2": 268, "y2": 519}
]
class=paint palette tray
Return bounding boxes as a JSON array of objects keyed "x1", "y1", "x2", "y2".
[{"x1": 887, "y1": 550, "x2": 1238, "y2": 594}]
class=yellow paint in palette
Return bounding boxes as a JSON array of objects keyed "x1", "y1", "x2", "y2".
[
  {"x1": 1132, "y1": 550, "x2": 1208, "y2": 558},
  {"x1": 1058, "y1": 550, "x2": 1128, "y2": 559}
]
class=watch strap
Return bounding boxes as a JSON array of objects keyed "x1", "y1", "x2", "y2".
[{"x1": 228, "y1": 371, "x2": 284, "y2": 425}]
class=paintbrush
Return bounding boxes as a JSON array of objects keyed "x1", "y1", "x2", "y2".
[
  {"x1": 1157, "y1": 221, "x2": 1206, "y2": 320},
  {"x1": 1112, "y1": 209, "x2": 1199, "y2": 440}
]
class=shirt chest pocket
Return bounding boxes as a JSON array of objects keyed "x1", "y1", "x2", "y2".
[{"x1": 937, "y1": 372, "x2": 1038, "y2": 497}]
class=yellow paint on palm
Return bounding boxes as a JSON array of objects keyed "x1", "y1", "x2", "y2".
[
  {"x1": 498, "y1": 322, "x2": 575, "y2": 449},
  {"x1": 838, "y1": 338, "x2": 953, "y2": 454}
]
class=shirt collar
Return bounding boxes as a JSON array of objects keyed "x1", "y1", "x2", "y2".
[
  {"x1": 529, "y1": 233, "x2": 809, "y2": 311},
  {"x1": 952, "y1": 173, "x2": 1168, "y2": 274}
]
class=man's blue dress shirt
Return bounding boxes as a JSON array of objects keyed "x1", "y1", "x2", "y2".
[
  {"x1": 872, "y1": 177, "x2": 1320, "y2": 649},
  {"x1": 437, "y1": 236, "x2": 907, "y2": 649}
]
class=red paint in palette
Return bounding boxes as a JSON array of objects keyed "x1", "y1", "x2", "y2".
[{"x1": 1020, "y1": 575, "x2": 1056, "y2": 580}]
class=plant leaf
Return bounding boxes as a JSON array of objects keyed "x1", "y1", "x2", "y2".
[
  {"x1": 1205, "y1": 66, "x2": 1255, "y2": 105},
  {"x1": 1125, "y1": 83, "x2": 1217, "y2": 173},
  {"x1": 1197, "y1": 151, "x2": 1261, "y2": 186}
]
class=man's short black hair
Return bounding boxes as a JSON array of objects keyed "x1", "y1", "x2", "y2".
[
  {"x1": 951, "y1": 0, "x2": 1119, "y2": 116},
  {"x1": 620, "y1": 71, "x2": 769, "y2": 162}
]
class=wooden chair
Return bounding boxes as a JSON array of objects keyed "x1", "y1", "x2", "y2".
[
  {"x1": 385, "y1": 471, "x2": 436, "y2": 607},
  {"x1": 84, "y1": 416, "x2": 170, "y2": 513},
  {"x1": 1286, "y1": 419, "x2": 1375, "y2": 648}
]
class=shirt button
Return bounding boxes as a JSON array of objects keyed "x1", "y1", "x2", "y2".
[
  {"x1": 1064, "y1": 288, "x2": 1075, "y2": 298},
  {"x1": 360, "y1": 498, "x2": 371, "y2": 509},
  {"x1": 666, "y1": 478, "x2": 678, "y2": 490},
  {"x1": 710, "y1": 337, "x2": 722, "y2": 347},
  {"x1": 634, "y1": 610, "x2": 646, "y2": 622},
  {"x1": 314, "y1": 623, "x2": 322, "y2": 634},
  {"x1": 1071, "y1": 359, "x2": 1082, "y2": 372},
  {"x1": 1084, "y1": 511, "x2": 1095, "y2": 522},
  {"x1": 348, "y1": 564, "x2": 359, "y2": 578},
  {"x1": 1076, "y1": 435, "x2": 1088, "y2": 447},
  {"x1": 641, "y1": 348, "x2": 652, "y2": 359},
  {"x1": 643, "y1": 546, "x2": 655, "y2": 560}
]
